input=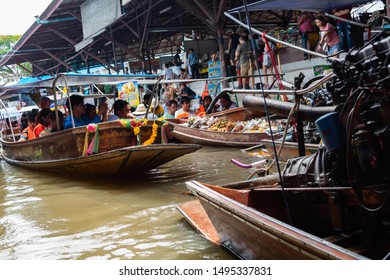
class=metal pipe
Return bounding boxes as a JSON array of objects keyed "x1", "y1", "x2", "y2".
[
  {"x1": 242, "y1": 95, "x2": 337, "y2": 122},
  {"x1": 224, "y1": 11, "x2": 337, "y2": 62},
  {"x1": 221, "y1": 173, "x2": 280, "y2": 189},
  {"x1": 230, "y1": 72, "x2": 333, "y2": 96}
]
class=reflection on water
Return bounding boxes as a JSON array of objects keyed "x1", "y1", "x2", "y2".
[{"x1": 0, "y1": 147, "x2": 258, "y2": 260}]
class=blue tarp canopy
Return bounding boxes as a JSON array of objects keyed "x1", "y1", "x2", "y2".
[
  {"x1": 229, "y1": 0, "x2": 374, "y2": 13},
  {"x1": 1, "y1": 73, "x2": 158, "y2": 90}
]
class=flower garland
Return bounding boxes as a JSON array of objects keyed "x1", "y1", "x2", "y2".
[
  {"x1": 142, "y1": 122, "x2": 158, "y2": 146},
  {"x1": 82, "y1": 123, "x2": 100, "y2": 156},
  {"x1": 119, "y1": 117, "x2": 168, "y2": 146}
]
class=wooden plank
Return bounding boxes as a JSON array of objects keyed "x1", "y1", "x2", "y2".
[{"x1": 177, "y1": 199, "x2": 221, "y2": 245}]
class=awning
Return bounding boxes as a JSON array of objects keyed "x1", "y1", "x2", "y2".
[
  {"x1": 1, "y1": 73, "x2": 158, "y2": 90},
  {"x1": 229, "y1": 0, "x2": 375, "y2": 13}
]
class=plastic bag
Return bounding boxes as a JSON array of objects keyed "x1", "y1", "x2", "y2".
[{"x1": 322, "y1": 43, "x2": 328, "y2": 53}]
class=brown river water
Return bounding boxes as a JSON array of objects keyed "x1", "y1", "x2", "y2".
[{"x1": 0, "y1": 146, "x2": 263, "y2": 260}]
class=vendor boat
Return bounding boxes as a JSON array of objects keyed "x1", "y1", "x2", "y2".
[{"x1": 168, "y1": 107, "x2": 281, "y2": 147}]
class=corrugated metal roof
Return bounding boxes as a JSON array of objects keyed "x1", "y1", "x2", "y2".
[{"x1": 0, "y1": 0, "x2": 295, "y2": 76}]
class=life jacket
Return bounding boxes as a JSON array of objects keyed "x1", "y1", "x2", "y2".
[
  {"x1": 33, "y1": 123, "x2": 46, "y2": 138},
  {"x1": 176, "y1": 112, "x2": 189, "y2": 119},
  {"x1": 27, "y1": 127, "x2": 35, "y2": 140},
  {"x1": 197, "y1": 105, "x2": 205, "y2": 116}
]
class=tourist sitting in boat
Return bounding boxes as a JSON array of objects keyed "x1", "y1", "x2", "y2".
[
  {"x1": 203, "y1": 95, "x2": 217, "y2": 113},
  {"x1": 132, "y1": 103, "x2": 158, "y2": 119},
  {"x1": 18, "y1": 110, "x2": 38, "y2": 141},
  {"x1": 40, "y1": 96, "x2": 51, "y2": 109},
  {"x1": 83, "y1": 103, "x2": 98, "y2": 123},
  {"x1": 163, "y1": 100, "x2": 178, "y2": 119},
  {"x1": 218, "y1": 93, "x2": 237, "y2": 111},
  {"x1": 142, "y1": 94, "x2": 164, "y2": 117},
  {"x1": 179, "y1": 82, "x2": 196, "y2": 100},
  {"x1": 39, "y1": 110, "x2": 64, "y2": 137},
  {"x1": 33, "y1": 108, "x2": 52, "y2": 138},
  {"x1": 107, "y1": 99, "x2": 134, "y2": 121},
  {"x1": 175, "y1": 96, "x2": 196, "y2": 119},
  {"x1": 63, "y1": 95, "x2": 108, "y2": 129}
]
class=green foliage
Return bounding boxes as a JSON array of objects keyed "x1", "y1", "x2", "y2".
[
  {"x1": 0, "y1": 35, "x2": 31, "y2": 86},
  {"x1": 0, "y1": 35, "x2": 21, "y2": 56}
]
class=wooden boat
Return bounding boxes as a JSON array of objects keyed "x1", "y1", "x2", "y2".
[
  {"x1": 168, "y1": 107, "x2": 276, "y2": 147},
  {"x1": 245, "y1": 139, "x2": 319, "y2": 161},
  {"x1": 1, "y1": 120, "x2": 200, "y2": 176},
  {"x1": 178, "y1": 180, "x2": 390, "y2": 260}
]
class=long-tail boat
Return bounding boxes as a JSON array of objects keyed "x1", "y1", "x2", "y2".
[
  {"x1": 1, "y1": 119, "x2": 200, "y2": 176},
  {"x1": 0, "y1": 73, "x2": 201, "y2": 176},
  {"x1": 178, "y1": 178, "x2": 390, "y2": 260}
]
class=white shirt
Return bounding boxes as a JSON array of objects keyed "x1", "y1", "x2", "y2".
[{"x1": 165, "y1": 68, "x2": 173, "y2": 79}]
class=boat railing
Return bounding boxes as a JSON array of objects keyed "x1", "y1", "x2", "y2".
[{"x1": 0, "y1": 99, "x2": 17, "y2": 142}]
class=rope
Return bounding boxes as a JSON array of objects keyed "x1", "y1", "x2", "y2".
[{"x1": 261, "y1": 33, "x2": 287, "y2": 100}]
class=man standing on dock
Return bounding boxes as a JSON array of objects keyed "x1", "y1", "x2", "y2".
[{"x1": 188, "y1": 48, "x2": 200, "y2": 79}]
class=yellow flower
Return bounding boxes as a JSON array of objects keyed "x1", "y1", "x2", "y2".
[
  {"x1": 142, "y1": 123, "x2": 158, "y2": 146},
  {"x1": 133, "y1": 126, "x2": 140, "y2": 135}
]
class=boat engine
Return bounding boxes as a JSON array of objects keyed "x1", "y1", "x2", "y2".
[{"x1": 282, "y1": 30, "x2": 390, "y2": 233}]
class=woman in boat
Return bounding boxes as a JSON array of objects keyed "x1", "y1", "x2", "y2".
[
  {"x1": 163, "y1": 99, "x2": 178, "y2": 119},
  {"x1": 218, "y1": 93, "x2": 237, "y2": 111},
  {"x1": 203, "y1": 95, "x2": 216, "y2": 113},
  {"x1": 33, "y1": 108, "x2": 52, "y2": 138},
  {"x1": 63, "y1": 95, "x2": 108, "y2": 129},
  {"x1": 39, "y1": 110, "x2": 64, "y2": 137},
  {"x1": 18, "y1": 110, "x2": 38, "y2": 141}
]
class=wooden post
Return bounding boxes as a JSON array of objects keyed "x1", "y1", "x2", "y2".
[
  {"x1": 387, "y1": 0, "x2": 390, "y2": 18},
  {"x1": 217, "y1": 30, "x2": 228, "y2": 88}
]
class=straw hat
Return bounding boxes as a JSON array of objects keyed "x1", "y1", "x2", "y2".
[{"x1": 133, "y1": 103, "x2": 147, "y2": 115}]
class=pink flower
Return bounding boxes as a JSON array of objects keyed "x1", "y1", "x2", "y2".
[{"x1": 87, "y1": 123, "x2": 98, "y2": 133}]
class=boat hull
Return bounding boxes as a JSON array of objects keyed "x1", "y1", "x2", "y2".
[
  {"x1": 2, "y1": 144, "x2": 200, "y2": 176},
  {"x1": 182, "y1": 181, "x2": 368, "y2": 260}
]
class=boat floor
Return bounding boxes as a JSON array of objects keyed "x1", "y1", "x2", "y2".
[{"x1": 177, "y1": 199, "x2": 221, "y2": 245}]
